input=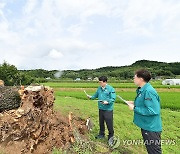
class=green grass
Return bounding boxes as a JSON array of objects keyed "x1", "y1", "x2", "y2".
[
  {"x1": 54, "y1": 90, "x2": 180, "y2": 110},
  {"x1": 54, "y1": 95, "x2": 180, "y2": 154},
  {"x1": 42, "y1": 81, "x2": 180, "y2": 153}
]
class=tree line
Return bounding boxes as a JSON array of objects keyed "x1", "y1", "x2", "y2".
[
  {"x1": 61, "y1": 60, "x2": 180, "y2": 80},
  {"x1": 0, "y1": 62, "x2": 56, "y2": 86},
  {"x1": 0, "y1": 60, "x2": 180, "y2": 86}
]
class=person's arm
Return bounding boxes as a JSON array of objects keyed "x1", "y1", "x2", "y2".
[
  {"x1": 106, "y1": 88, "x2": 116, "y2": 105},
  {"x1": 90, "y1": 89, "x2": 99, "y2": 100},
  {"x1": 134, "y1": 91, "x2": 160, "y2": 116}
]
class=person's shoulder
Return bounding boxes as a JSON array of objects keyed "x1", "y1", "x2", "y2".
[
  {"x1": 146, "y1": 84, "x2": 157, "y2": 94},
  {"x1": 97, "y1": 86, "x2": 101, "y2": 90},
  {"x1": 146, "y1": 83, "x2": 155, "y2": 90},
  {"x1": 107, "y1": 84, "x2": 115, "y2": 90}
]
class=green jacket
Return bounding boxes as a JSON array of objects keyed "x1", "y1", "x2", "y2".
[
  {"x1": 91, "y1": 84, "x2": 116, "y2": 111},
  {"x1": 133, "y1": 82, "x2": 162, "y2": 132}
]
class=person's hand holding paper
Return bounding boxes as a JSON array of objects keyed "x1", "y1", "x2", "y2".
[
  {"x1": 127, "y1": 101, "x2": 134, "y2": 110},
  {"x1": 117, "y1": 95, "x2": 135, "y2": 110}
]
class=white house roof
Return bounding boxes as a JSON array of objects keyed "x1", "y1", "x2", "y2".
[{"x1": 164, "y1": 79, "x2": 180, "y2": 81}]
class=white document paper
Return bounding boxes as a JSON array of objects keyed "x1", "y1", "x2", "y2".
[
  {"x1": 84, "y1": 90, "x2": 105, "y2": 104},
  {"x1": 117, "y1": 95, "x2": 130, "y2": 105},
  {"x1": 84, "y1": 90, "x2": 92, "y2": 98}
]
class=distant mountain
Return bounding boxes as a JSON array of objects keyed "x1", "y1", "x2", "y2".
[
  {"x1": 19, "y1": 60, "x2": 180, "y2": 80},
  {"x1": 60, "y1": 60, "x2": 180, "y2": 80},
  {"x1": 3, "y1": 60, "x2": 179, "y2": 86}
]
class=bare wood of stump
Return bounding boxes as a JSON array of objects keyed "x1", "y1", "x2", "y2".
[
  {"x1": 0, "y1": 86, "x2": 55, "y2": 153},
  {"x1": 0, "y1": 80, "x2": 4, "y2": 87},
  {"x1": 68, "y1": 112, "x2": 75, "y2": 143},
  {"x1": 0, "y1": 86, "x2": 87, "y2": 154}
]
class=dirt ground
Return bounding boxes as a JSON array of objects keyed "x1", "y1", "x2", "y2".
[{"x1": 0, "y1": 86, "x2": 87, "y2": 154}]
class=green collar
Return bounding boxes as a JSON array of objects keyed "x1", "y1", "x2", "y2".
[
  {"x1": 101, "y1": 84, "x2": 108, "y2": 90},
  {"x1": 138, "y1": 82, "x2": 150, "y2": 92}
]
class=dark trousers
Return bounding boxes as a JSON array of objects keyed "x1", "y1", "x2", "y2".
[
  {"x1": 141, "y1": 129, "x2": 162, "y2": 154},
  {"x1": 99, "y1": 109, "x2": 114, "y2": 139}
]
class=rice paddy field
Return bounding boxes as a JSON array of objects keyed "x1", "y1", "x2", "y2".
[{"x1": 43, "y1": 81, "x2": 180, "y2": 154}]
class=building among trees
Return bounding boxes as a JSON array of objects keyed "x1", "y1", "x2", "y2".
[{"x1": 162, "y1": 79, "x2": 180, "y2": 85}]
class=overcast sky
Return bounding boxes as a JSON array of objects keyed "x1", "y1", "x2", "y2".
[{"x1": 0, "y1": 0, "x2": 180, "y2": 70}]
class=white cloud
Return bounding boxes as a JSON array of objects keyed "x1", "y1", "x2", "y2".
[
  {"x1": 0, "y1": 2, "x2": 5, "y2": 19},
  {"x1": 48, "y1": 49, "x2": 63, "y2": 59},
  {"x1": 0, "y1": 0, "x2": 180, "y2": 70},
  {"x1": 23, "y1": 0, "x2": 37, "y2": 14},
  {"x1": 53, "y1": 0, "x2": 112, "y2": 18},
  {"x1": 67, "y1": 24, "x2": 84, "y2": 36}
]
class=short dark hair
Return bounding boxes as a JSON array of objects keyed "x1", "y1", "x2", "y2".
[
  {"x1": 99, "y1": 76, "x2": 108, "y2": 82},
  {"x1": 135, "y1": 69, "x2": 151, "y2": 82}
]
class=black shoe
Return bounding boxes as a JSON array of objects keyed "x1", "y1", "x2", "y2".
[{"x1": 95, "y1": 134, "x2": 105, "y2": 139}]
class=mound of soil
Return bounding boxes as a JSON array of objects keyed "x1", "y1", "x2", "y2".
[{"x1": 0, "y1": 86, "x2": 87, "y2": 154}]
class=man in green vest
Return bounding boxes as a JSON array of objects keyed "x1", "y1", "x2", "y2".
[
  {"x1": 88, "y1": 76, "x2": 116, "y2": 140},
  {"x1": 127, "y1": 69, "x2": 162, "y2": 154}
]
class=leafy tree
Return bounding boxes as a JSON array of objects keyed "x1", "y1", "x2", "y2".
[
  {"x1": 0, "y1": 62, "x2": 19, "y2": 86},
  {"x1": 0, "y1": 62, "x2": 35, "y2": 86}
]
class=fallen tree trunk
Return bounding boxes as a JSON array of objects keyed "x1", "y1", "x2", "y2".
[{"x1": 0, "y1": 86, "x2": 21, "y2": 112}]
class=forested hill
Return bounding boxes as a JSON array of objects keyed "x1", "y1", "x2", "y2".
[
  {"x1": 60, "y1": 60, "x2": 180, "y2": 80},
  {"x1": 1, "y1": 60, "x2": 180, "y2": 86}
]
